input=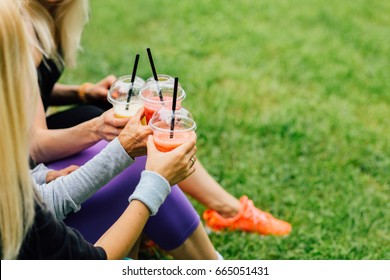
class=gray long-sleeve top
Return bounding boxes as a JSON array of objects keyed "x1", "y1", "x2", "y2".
[{"x1": 32, "y1": 138, "x2": 171, "y2": 219}]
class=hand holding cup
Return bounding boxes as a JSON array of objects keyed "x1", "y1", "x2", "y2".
[
  {"x1": 118, "y1": 108, "x2": 153, "y2": 158},
  {"x1": 94, "y1": 108, "x2": 129, "y2": 141},
  {"x1": 145, "y1": 133, "x2": 197, "y2": 186}
]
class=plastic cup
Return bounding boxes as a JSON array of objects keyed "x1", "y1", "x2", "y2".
[
  {"x1": 144, "y1": 74, "x2": 176, "y2": 87},
  {"x1": 139, "y1": 82, "x2": 186, "y2": 124},
  {"x1": 149, "y1": 112, "x2": 196, "y2": 152},
  {"x1": 107, "y1": 76, "x2": 145, "y2": 118}
]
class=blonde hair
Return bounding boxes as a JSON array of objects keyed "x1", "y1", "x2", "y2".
[
  {"x1": 24, "y1": 0, "x2": 89, "y2": 67},
  {"x1": 0, "y1": 0, "x2": 39, "y2": 259}
]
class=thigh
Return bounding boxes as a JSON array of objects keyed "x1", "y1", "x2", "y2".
[
  {"x1": 46, "y1": 105, "x2": 104, "y2": 128},
  {"x1": 143, "y1": 186, "x2": 200, "y2": 251}
]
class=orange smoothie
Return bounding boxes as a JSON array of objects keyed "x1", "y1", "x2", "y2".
[{"x1": 153, "y1": 132, "x2": 193, "y2": 152}]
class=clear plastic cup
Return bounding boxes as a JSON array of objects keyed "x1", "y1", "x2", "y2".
[
  {"x1": 139, "y1": 82, "x2": 186, "y2": 124},
  {"x1": 107, "y1": 76, "x2": 145, "y2": 118},
  {"x1": 149, "y1": 112, "x2": 196, "y2": 152}
]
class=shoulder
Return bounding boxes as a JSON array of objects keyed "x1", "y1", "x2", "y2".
[{"x1": 21, "y1": 11, "x2": 43, "y2": 67}]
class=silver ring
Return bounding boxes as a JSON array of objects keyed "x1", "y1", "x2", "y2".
[
  {"x1": 190, "y1": 157, "x2": 195, "y2": 165},
  {"x1": 114, "y1": 128, "x2": 118, "y2": 136}
]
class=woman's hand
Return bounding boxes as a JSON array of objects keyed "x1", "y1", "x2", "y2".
[
  {"x1": 94, "y1": 108, "x2": 129, "y2": 141},
  {"x1": 83, "y1": 75, "x2": 116, "y2": 103},
  {"x1": 45, "y1": 165, "x2": 79, "y2": 183},
  {"x1": 145, "y1": 133, "x2": 197, "y2": 186},
  {"x1": 117, "y1": 108, "x2": 153, "y2": 158}
]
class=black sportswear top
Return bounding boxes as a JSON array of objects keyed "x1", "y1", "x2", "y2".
[
  {"x1": 17, "y1": 201, "x2": 106, "y2": 260},
  {"x1": 37, "y1": 57, "x2": 63, "y2": 111}
]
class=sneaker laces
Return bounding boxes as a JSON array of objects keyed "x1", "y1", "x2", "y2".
[{"x1": 240, "y1": 197, "x2": 269, "y2": 227}]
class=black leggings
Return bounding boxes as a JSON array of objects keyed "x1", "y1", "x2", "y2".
[{"x1": 46, "y1": 104, "x2": 108, "y2": 129}]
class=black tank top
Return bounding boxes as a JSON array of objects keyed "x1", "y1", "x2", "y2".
[{"x1": 37, "y1": 57, "x2": 63, "y2": 111}]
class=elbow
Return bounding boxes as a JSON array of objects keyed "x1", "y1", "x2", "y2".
[
  {"x1": 29, "y1": 128, "x2": 49, "y2": 163},
  {"x1": 29, "y1": 143, "x2": 48, "y2": 164}
]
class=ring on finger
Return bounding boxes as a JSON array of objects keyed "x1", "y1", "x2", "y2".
[{"x1": 190, "y1": 157, "x2": 195, "y2": 165}]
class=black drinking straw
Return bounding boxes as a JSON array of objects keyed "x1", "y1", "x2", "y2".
[
  {"x1": 125, "y1": 54, "x2": 140, "y2": 110},
  {"x1": 146, "y1": 48, "x2": 164, "y2": 102},
  {"x1": 169, "y1": 77, "x2": 179, "y2": 138}
]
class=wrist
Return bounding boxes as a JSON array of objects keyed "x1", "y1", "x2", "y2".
[
  {"x1": 117, "y1": 135, "x2": 135, "y2": 160},
  {"x1": 78, "y1": 82, "x2": 93, "y2": 102},
  {"x1": 87, "y1": 117, "x2": 104, "y2": 142},
  {"x1": 117, "y1": 134, "x2": 136, "y2": 159}
]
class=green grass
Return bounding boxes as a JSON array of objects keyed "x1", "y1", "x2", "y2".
[{"x1": 61, "y1": 0, "x2": 390, "y2": 259}]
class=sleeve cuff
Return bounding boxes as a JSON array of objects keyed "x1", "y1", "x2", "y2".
[
  {"x1": 30, "y1": 163, "x2": 52, "y2": 184},
  {"x1": 128, "y1": 170, "x2": 171, "y2": 216},
  {"x1": 110, "y1": 137, "x2": 135, "y2": 165}
]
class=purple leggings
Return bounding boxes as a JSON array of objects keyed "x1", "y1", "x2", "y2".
[{"x1": 47, "y1": 140, "x2": 199, "y2": 251}]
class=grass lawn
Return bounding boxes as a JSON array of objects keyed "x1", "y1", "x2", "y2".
[{"x1": 61, "y1": 0, "x2": 390, "y2": 259}]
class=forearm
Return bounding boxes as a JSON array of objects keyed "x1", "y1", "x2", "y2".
[
  {"x1": 30, "y1": 118, "x2": 101, "y2": 163},
  {"x1": 34, "y1": 138, "x2": 134, "y2": 220},
  {"x1": 95, "y1": 200, "x2": 150, "y2": 260}
]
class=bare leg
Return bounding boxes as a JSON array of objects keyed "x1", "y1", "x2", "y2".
[
  {"x1": 178, "y1": 160, "x2": 240, "y2": 218},
  {"x1": 166, "y1": 223, "x2": 218, "y2": 260}
]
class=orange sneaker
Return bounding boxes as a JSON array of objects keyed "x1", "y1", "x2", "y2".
[{"x1": 203, "y1": 196, "x2": 292, "y2": 236}]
